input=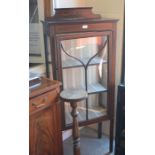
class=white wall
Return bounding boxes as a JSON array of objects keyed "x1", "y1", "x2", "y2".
[{"x1": 54, "y1": 0, "x2": 86, "y2": 8}]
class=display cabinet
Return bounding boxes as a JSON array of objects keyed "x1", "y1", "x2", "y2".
[{"x1": 43, "y1": 7, "x2": 118, "y2": 152}]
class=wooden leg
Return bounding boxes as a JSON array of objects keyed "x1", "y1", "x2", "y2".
[
  {"x1": 70, "y1": 102, "x2": 81, "y2": 155},
  {"x1": 98, "y1": 122, "x2": 102, "y2": 138},
  {"x1": 109, "y1": 119, "x2": 114, "y2": 153}
]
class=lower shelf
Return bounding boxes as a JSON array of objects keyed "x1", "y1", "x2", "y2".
[{"x1": 65, "y1": 104, "x2": 107, "y2": 124}]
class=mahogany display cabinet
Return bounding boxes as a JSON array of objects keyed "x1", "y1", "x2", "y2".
[{"x1": 42, "y1": 7, "x2": 118, "y2": 152}]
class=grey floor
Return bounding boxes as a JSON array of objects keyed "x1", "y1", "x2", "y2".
[{"x1": 63, "y1": 127, "x2": 114, "y2": 155}]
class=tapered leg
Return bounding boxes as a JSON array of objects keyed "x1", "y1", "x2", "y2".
[
  {"x1": 109, "y1": 119, "x2": 114, "y2": 152},
  {"x1": 98, "y1": 122, "x2": 102, "y2": 138},
  {"x1": 70, "y1": 102, "x2": 81, "y2": 155}
]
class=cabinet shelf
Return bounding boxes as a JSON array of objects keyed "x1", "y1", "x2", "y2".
[
  {"x1": 87, "y1": 83, "x2": 107, "y2": 94},
  {"x1": 62, "y1": 56, "x2": 107, "y2": 69},
  {"x1": 65, "y1": 105, "x2": 107, "y2": 124}
]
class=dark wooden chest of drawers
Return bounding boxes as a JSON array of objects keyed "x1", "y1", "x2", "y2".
[{"x1": 29, "y1": 77, "x2": 63, "y2": 155}]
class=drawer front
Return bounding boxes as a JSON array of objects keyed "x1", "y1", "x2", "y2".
[
  {"x1": 55, "y1": 22, "x2": 113, "y2": 33},
  {"x1": 29, "y1": 89, "x2": 59, "y2": 114}
]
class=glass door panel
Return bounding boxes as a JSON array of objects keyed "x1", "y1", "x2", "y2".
[
  {"x1": 60, "y1": 35, "x2": 109, "y2": 125},
  {"x1": 62, "y1": 68, "x2": 85, "y2": 89}
]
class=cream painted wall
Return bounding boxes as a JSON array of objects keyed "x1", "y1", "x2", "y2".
[{"x1": 54, "y1": 0, "x2": 86, "y2": 8}]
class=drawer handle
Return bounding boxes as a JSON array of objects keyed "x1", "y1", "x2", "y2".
[
  {"x1": 32, "y1": 102, "x2": 38, "y2": 106},
  {"x1": 36, "y1": 103, "x2": 45, "y2": 108},
  {"x1": 32, "y1": 103, "x2": 45, "y2": 108},
  {"x1": 31, "y1": 97, "x2": 48, "y2": 108}
]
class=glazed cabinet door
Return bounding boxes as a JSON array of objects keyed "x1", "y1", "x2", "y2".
[
  {"x1": 29, "y1": 102, "x2": 62, "y2": 155},
  {"x1": 55, "y1": 31, "x2": 113, "y2": 127}
]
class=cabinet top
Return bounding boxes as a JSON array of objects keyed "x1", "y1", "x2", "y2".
[
  {"x1": 44, "y1": 7, "x2": 118, "y2": 24},
  {"x1": 29, "y1": 77, "x2": 61, "y2": 99}
]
